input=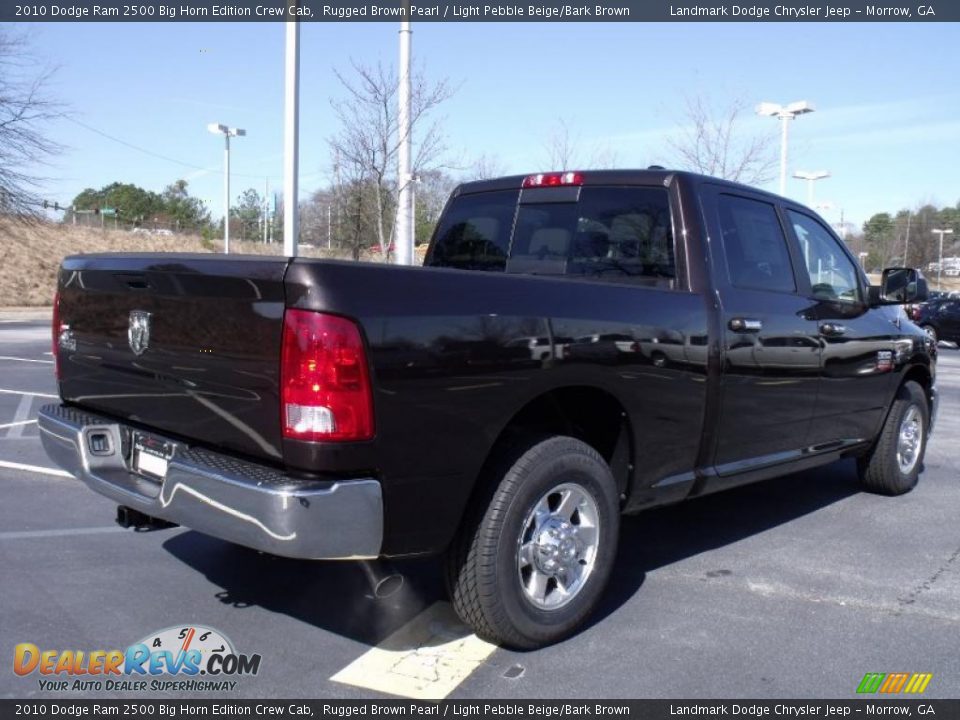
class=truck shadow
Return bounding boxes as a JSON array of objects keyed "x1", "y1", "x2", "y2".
[
  {"x1": 586, "y1": 458, "x2": 862, "y2": 632},
  {"x1": 162, "y1": 459, "x2": 862, "y2": 651}
]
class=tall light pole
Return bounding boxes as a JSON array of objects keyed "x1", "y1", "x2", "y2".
[
  {"x1": 932, "y1": 228, "x2": 954, "y2": 290},
  {"x1": 207, "y1": 124, "x2": 245, "y2": 254},
  {"x1": 756, "y1": 100, "x2": 815, "y2": 196},
  {"x1": 793, "y1": 170, "x2": 830, "y2": 207},
  {"x1": 283, "y1": 7, "x2": 300, "y2": 257},
  {"x1": 395, "y1": 2, "x2": 414, "y2": 266}
]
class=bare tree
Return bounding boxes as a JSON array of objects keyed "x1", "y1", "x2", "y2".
[
  {"x1": 328, "y1": 60, "x2": 455, "y2": 256},
  {"x1": 543, "y1": 118, "x2": 580, "y2": 171},
  {"x1": 0, "y1": 30, "x2": 63, "y2": 218},
  {"x1": 468, "y1": 153, "x2": 508, "y2": 181},
  {"x1": 666, "y1": 95, "x2": 776, "y2": 185},
  {"x1": 541, "y1": 118, "x2": 620, "y2": 171}
]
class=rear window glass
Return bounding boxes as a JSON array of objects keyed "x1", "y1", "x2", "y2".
[
  {"x1": 428, "y1": 185, "x2": 675, "y2": 286},
  {"x1": 717, "y1": 195, "x2": 796, "y2": 293},
  {"x1": 427, "y1": 190, "x2": 518, "y2": 271}
]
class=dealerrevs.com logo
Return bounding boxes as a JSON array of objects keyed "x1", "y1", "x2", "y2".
[{"x1": 13, "y1": 625, "x2": 261, "y2": 693}]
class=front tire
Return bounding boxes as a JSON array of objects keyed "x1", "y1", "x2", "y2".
[
  {"x1": 921, "y1": 325, "x2": 938, "y2": 343},
  {"x1": 858, "y1": 381, "x2": 929, "y2": 495},
  {"x1": 446, "y1": 435, "x2": 620, "y2": 649}
]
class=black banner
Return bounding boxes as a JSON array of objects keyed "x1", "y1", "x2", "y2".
[
  {"x1": 0, "y1": 700, "x2": 958, "y2": 720},
  {"x1": 1, "y1": 0, "x2": 954, "y2": 22}
]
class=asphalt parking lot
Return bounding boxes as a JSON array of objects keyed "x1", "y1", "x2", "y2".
[{"x1": 2, "y1": 318, "x2": 959, "y2": 700}]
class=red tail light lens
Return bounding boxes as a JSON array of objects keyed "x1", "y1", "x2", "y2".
[
  {"x1": 522, "y1": 172, "x2": 584, "y2": 188},
  {"x1": 280, "y1": 309, "x2": 374, "y2": 442},
  {"x1": 52, "y1": 291, "x2": 61, "y2": 380}
]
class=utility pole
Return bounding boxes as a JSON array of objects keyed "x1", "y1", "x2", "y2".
[
  {"x1": 903, "y1": 212, "x2": 911, "y2": 266},
  {"x1": 395, "y1": 2, "x2": 414, "y2": 266},
  {"x1": 932, "y1": 228, "x2": 954, "y2": 290},
  {"x1": 263, "y1": 177, "x2": 269, "y2": 244}
]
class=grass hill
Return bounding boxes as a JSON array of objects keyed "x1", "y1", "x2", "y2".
[
  {"x1": 1, "y1": 218, "x2": 955, "y2": 307},
  {"x1": 0, "y1": 219, "x2": 417, "y2": 307}
]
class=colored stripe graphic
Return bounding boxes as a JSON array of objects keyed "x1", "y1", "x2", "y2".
[
  {"x1": 880, "y1": 673, "x2": 909, "y2": 693},
  {"x1": 859, "y1": 672, "x2": 932, "y2": 694},
  {"x1": 857, "y1": 673, "x2": 886, "y2": 694},
  {"x1": 904, "y1": 674, "x2": 933, "y2": 694}
]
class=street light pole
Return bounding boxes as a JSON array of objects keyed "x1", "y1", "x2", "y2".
[
  {"x1": 932, "y1": 228, "x2": 954, "y2": 290},
  {"x1": 207, "y1": 123, "x2": 246, "y2": 254},
  {"x1": 224, "y1": 134, "x2": 230, "y2": 252},
  {"x1": 283, "y1": 10, "x2": 300, "y2": 258},
  {"x1": 778, "y1": 114, "x2": 790, "y2": 197},
  {"x1": 793, "y1": 170, "x2": 830, "y2": 207},
  {"x1": 395, "y1": 3, "x2": 414, "y2": 266},
  {"x1": 756, "y1": 100, "x2": 815, "y2": 196}
]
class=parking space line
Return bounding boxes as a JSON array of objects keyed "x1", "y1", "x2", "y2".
[
  {"x1": 0, "y1": 388, "x2": 57, "y2": 399},
  {"x1": 0, "y1": 460, "x2": 71, "y2": 478},
  {"x1": 7, "y1": 394, "x2": 33, "y2": 438},
  {"x1": 0, "y1": 419, "x2": 36, "y2": 430},
  {"x1": 0, "y1": 526, "x2": 123, "y2": 541},
  {"x1": 0, "y1": 356, "x2": 55, "y2": 364},
  {"x1": 330, "y1": 601, "x2": 497, "y2": 700}
]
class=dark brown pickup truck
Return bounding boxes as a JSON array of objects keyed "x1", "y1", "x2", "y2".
[{"x1": 39, "y1": 170, "x2": 937, "y2": 648}]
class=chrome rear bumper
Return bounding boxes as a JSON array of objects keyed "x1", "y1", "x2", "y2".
[{"x1": 37, "y1": 404, "x2": 382, "y2": 560}]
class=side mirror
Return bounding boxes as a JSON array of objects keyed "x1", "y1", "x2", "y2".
[{"x1": 876, "y1": 267, "x2": 928, "y2": 305}]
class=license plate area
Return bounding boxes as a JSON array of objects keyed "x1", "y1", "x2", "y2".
[{"x1": 131, "y1": 432, "x2": 175, "y2": 481}]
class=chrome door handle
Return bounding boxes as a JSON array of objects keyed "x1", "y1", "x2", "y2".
[
  {"x1": 820, "y1": 323, "x2": 847, "y2": 336},
  {"x1": 729, "y1": 318, "x2": 763, "y2": 332}
]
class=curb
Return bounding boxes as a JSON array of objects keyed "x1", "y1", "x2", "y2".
[{"x1": 0, "y1": 307, "x2": 53, "y2": 322}]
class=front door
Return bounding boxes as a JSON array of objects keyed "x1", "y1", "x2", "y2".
[{"x1": 783, "y1": 208, "x2": 900, "y2": 446}]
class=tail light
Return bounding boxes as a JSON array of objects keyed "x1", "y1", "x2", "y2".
[
  {"x1": 522, "y1": 172, "x2": 584, "y2": 188},
  {"x1": 52, "y1": 291, "x2": 62, "y2": 380},
  {"x1": 280, "y1": 309, "x2": 374, "y2": 442}
]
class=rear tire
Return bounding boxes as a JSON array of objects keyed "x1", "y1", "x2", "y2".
[
  {"x1": 858, "y1": 381, "x2": 928, "y2": 496},
  {"x1": 921, "y1": 325, "x2": 938, "y2": 343},
  {"x1": 446, "y1": 435, "x2": 620, "y2": 649}
]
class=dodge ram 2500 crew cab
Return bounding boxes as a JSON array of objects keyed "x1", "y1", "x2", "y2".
[{"x1": 39, "y1": 169, "x2": 936, "y2": 648}]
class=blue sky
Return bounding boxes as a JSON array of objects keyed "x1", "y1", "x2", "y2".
[{"x1": 17, "y1": 20, "x2": 960, "y2": 229}]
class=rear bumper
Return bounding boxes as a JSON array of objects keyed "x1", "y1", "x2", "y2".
[{"x1": 37, "y1": 404, "x2": 383, "y2": 560}]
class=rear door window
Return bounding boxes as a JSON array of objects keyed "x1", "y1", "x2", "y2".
[
  {"x1": 717, "y1": 194, "x2": 796, "y2": 293},
  {"x1": 428, "y1": 190, "x2": 518, "y2": 271}
]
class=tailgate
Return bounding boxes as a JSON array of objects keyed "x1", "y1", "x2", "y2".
[{"x1": 56, "y1": 254, "x2": 290, "y2": 463}]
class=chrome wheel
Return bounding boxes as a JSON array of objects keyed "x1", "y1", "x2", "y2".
[
  {"x1": 896, "y1": 405, "x2": 923, "y2": 475},
  {"x1": 516, "y1": 482, "x2": 600, "y2": 610}
]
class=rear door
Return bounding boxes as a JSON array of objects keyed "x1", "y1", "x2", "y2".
[{"x1": 704, "y1": 188, "x2": 822, "y2": 477}]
